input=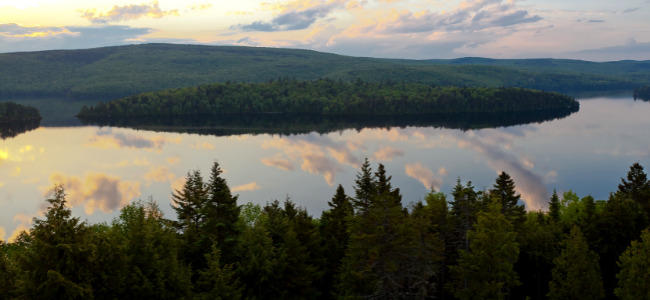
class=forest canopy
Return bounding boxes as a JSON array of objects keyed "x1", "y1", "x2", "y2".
[
  {"x1": 0, "y1": 101, "x2": 41, "y2": 123},
  {"x1": 2, "y1": 160, "x2": 650, "y2": 299},
  {"x1": 76, "y1": 79, "x2": 579, "y2": 118},
  {"x1": 634, "y1": 85, "x2": 650, "y2": 100}
]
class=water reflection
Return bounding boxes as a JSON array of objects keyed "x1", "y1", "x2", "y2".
[
  {"x1": 0, "y1": 119, "x2": 40, "y2": 140},
  {"x1": 4, "y1": 98, "x2": 650, "y2": 242},
  {"x1": 77, "y1": 107, "x2": 579, "y2": 136}
]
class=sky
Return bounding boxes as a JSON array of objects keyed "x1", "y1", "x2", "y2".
[{"x1": 0, "y1": 0, "x2": 649, "y2": 60}]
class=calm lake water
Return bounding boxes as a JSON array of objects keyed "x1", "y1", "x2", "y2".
[{"x1": 1, "y1": 95, "x2": 649, "y2": 241}]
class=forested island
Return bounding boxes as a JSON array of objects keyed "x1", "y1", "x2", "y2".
[
  {"x1": 2, "y1": 160, "x2": 650, "y2": 299},
  {"x1": 76, "y1": 79, "x2": 579, "y2": 119},
  {"x1": 0, "y1": 101, "x2": 41, "y2": 123},
  {"x1": 634, "y1": 85, "x2": 650, "y2": 100},
  {"x1": 0, "y1": 102, "x2": 41, "y2": 139}
]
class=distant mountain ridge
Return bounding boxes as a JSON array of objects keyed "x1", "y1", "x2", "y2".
[{"x1": 0, "y1": 43, "x2": 647, "y2": 101}]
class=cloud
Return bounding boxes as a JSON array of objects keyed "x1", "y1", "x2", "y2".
[
  {"x1": 570, "y1": 39, "x2": 650, "y2": 61},
  {"x1": 405, "y1": 163, "x2": 442, "y2": 189},
  {"x1": 86, "y1": 128, "x2": 180, "y2": 151},
  {"x1": 261, "y1": 157, "x2": 295, "y2": 171},
  {"x1": 144, "y1": 166, "x2": 176, "y2": 185},
  {"x1": 261, "y1": 134, "x2": 358, "y2": 185},
  {"x1": 190, "y1": 142, "x2": 215, "y2": 150},
  {"x1": 81, "y1": 1, "x2": 179, "y2": 24},
  {"x1": 232, "y1": 182, "x2": 261, "y2": 192},
  {"x1": 47, "y1": 172, "x2": 141, "y2": 215},
  {"x1": 167, "y1": 156, "x2": 181, "y2": 165},
  {"x1": 0, "y1": 24, "x2": 154, "y2": 53},
  {"x1": 188, "y1": 3, "x2": 213, "y2": 11},
  {"x1": 373, "y1": 146, "x2": 405, "y2": 161},
  {"x1": 234, "y1": 0, "x2": 346, "y2": 32}
]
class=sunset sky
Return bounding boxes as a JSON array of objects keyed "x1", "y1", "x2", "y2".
[{"x1": 1, "y1": 0, "x2": 649, "y2": 60}]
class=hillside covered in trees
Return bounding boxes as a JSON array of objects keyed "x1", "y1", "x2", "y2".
[
  {"x1": 1, "y1": 43, "x2": 647, "y2": 101},
  {"x1": 2, "y1": 160, "x2": 650, "y2": 299},
  {"x1": 76, "y1": 79, "x2": 579, "y2": 118}
]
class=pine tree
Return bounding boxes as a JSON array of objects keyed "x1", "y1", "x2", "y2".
[
  {"x1": 616, "y1": 228, "x2": 650, "y2": 299},
  {"x1": 172, "y1": 170, "x2": 208, "y2": 275},
  {"x1": 490, "y1": 171, "x2": 525, "y2": 225},
  {"x1": 449, "y1": 200, "x2": 520, "y2": 300},
  {"x1": 0, "y1": 241, "x2": 18, "y2": 299},
  {"x1": 114, "y1": 199, "x2": 191, "y2": 299},
  {"x1": 547, "y1": 226, "x2": 604, "y2": 300},
  {"x1": 548, "y1": 189, "x2": 561, "y2": 221},
  {"x1": 18, "y1": 185, "x2": 95, "y2": 299},
  {"x1": 320, "y1": 185, "x2": 354, "y2": 297},
  {"x1": 195, "y1": 245, "x2": 243, "y2": 300},
  {"x1": 353, "y1": 158, "x2": 376, "y2": 215},
  {"x1": 202, "y1": 161, "x2": 241, "y2": 265},
  {"x1": 618, "y1": 162, "x2": 650, "y2": 214}
]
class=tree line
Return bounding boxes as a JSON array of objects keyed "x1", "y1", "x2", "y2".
[
  {"x1": 2, "y1": 160, "x2": 650, "y2": 299},
  {"x1": 76, "y1": 79, "x2": 579, "y2": 118},
  {"x1": 634, "y1": 85, "x2": 650, "y2": 101},
  {"x1": 0, "y1": 102, "x2": 41, "y2": 123}
]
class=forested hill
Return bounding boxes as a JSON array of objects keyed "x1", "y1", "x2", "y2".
[
  {"x1": 75, "y1": 79, "x2": 579, "y2": 118},
  {"x1": 0, "y1": 43, "x2": 647, "y2": 101}
]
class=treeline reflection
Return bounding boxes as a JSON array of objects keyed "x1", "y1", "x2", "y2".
[
  {"x1": 78, "y1": 107, "x2": 579, "y2": 136},
  {"x1": 0, "y1": 119, "x2": 41, "y2": 140}
]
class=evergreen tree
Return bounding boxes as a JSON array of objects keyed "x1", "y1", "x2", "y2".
[
  {"x1": 548, "y1": 189, "x2": 561, "y2": 221},
  {"x1": 490, "y1": 171, "x2": 526, "y2": 225},
  {"x1": 616, "y1": 228, "x2": 650, "y2": 299},
  {"x1": 547, "y1": 226, "x2": 604, "y2": 300},
  {"x1": 320, "y1": 185, "x2": 354, "y2": 297},
  {"x1": 237, "y1": 214, "x2": 277, "y2": 300},
  {"x1": 618, "y1": 162, "x2": 650, "y2": 214},
  {"x1": 202, "y1": 161, "x2": 241, "y2": 265},
  {"x1": 195, "y1": 245, "x2": 243, "y2": 300},
  {"x1": 113, "y1": 199, "x2": 192, "y2": 299},
  {"x1": 352, "y1": 158, "x2": 376, "y2": 215},
  {"x1": 449, "y1": 200, "x2": 520, "y2": 300},
  {"x1": 172, "y1": 170, "x2": 208, "y2": 273},
  {"x1": 449, "y1": 178, "x2": 478, "y2": 253},
  {"x1": 18, "y1": 185, "x2": 95, "y2": 299},
  {"x1": 0, "y1": 241, "x2": 18, "y2": 299}
]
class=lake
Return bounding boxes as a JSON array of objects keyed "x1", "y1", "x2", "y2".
[{"x1": 1, "y1": 95, "x2": 649, "y2": 241}]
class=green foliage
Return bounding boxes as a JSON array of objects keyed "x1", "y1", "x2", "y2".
[
  {"x1": 5, "y1": 160, "x2": 650, "y2": 299},
  {"x1": 449, "y1": 200, "x2": 520, "y2": 300},
  {"x1": 76, "y1": 78, "x2": 579, "y2": 118},
  {"x1": 548, "y1": 190, "x2": 561, "y2": 221},
  {"x1": 616, "y1": 228, "x2": 650, "y2": 299},
  {"x1": 1, "y1": 44, "x2": 647, "y2": 101},
  {"x1": 490, "y1": 171, "x2": 526, "y2": 226},
  {"x1": 617, "y1": 162, "x2": 650, "y2": 214},
  {"x1": 18, "y1": 185, "x2": 95, "y2": 299},
  {"x1": 548, "y1": 226, "x2": 604, "y2": 300},
  {"x1": 195, "y1": 245, "x2": 243, "y2": 300}
]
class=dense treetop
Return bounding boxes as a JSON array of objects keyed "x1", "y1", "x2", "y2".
[
  {"x1": 0, "y1": 101, "x2": 41, "y2": 123},
  {"x1": 76, "y1": 79, "x2": 579, "y2": 118},
  {"x1": 2, "y1": 160, "x2": 650, "y2": 299},
  {"x1": 0, "y1": 43, "x2": 647, "y2": 100}
]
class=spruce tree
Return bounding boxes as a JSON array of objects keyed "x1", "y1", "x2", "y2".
[
  {"x1": 547, "y1": 226, "x2": 604, "y2": 300},
  {"x1": 18, "y1": 185, "x2": 95, "y2": 299},
  {"x1": 490, "y1": 171, "x2": 525, "y2": 225},
  {"x1": 195, "y1": 245, "x2": 243, "y2": 300},
  {"x1": 449, "y1": 200, "x2": 520, "y2": 300},
  {"x1": 618, "y1": 162, "x2": 650, "y2": 214},
  {"x1": 352, "y1": 158, "x2": 376, "y2": 215},
  {"x1": 615, "y1": 228, "x2": 650, "y2": 299},
  {"x1": 202, "y1": 161, "x2": 241, "y2": 265},
  {"x1": 320, "y1": 185, "x2": 354, "y2": 297},
  {"x1": 548, "y1": 189, "x2": 561, "y2": 221}
]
